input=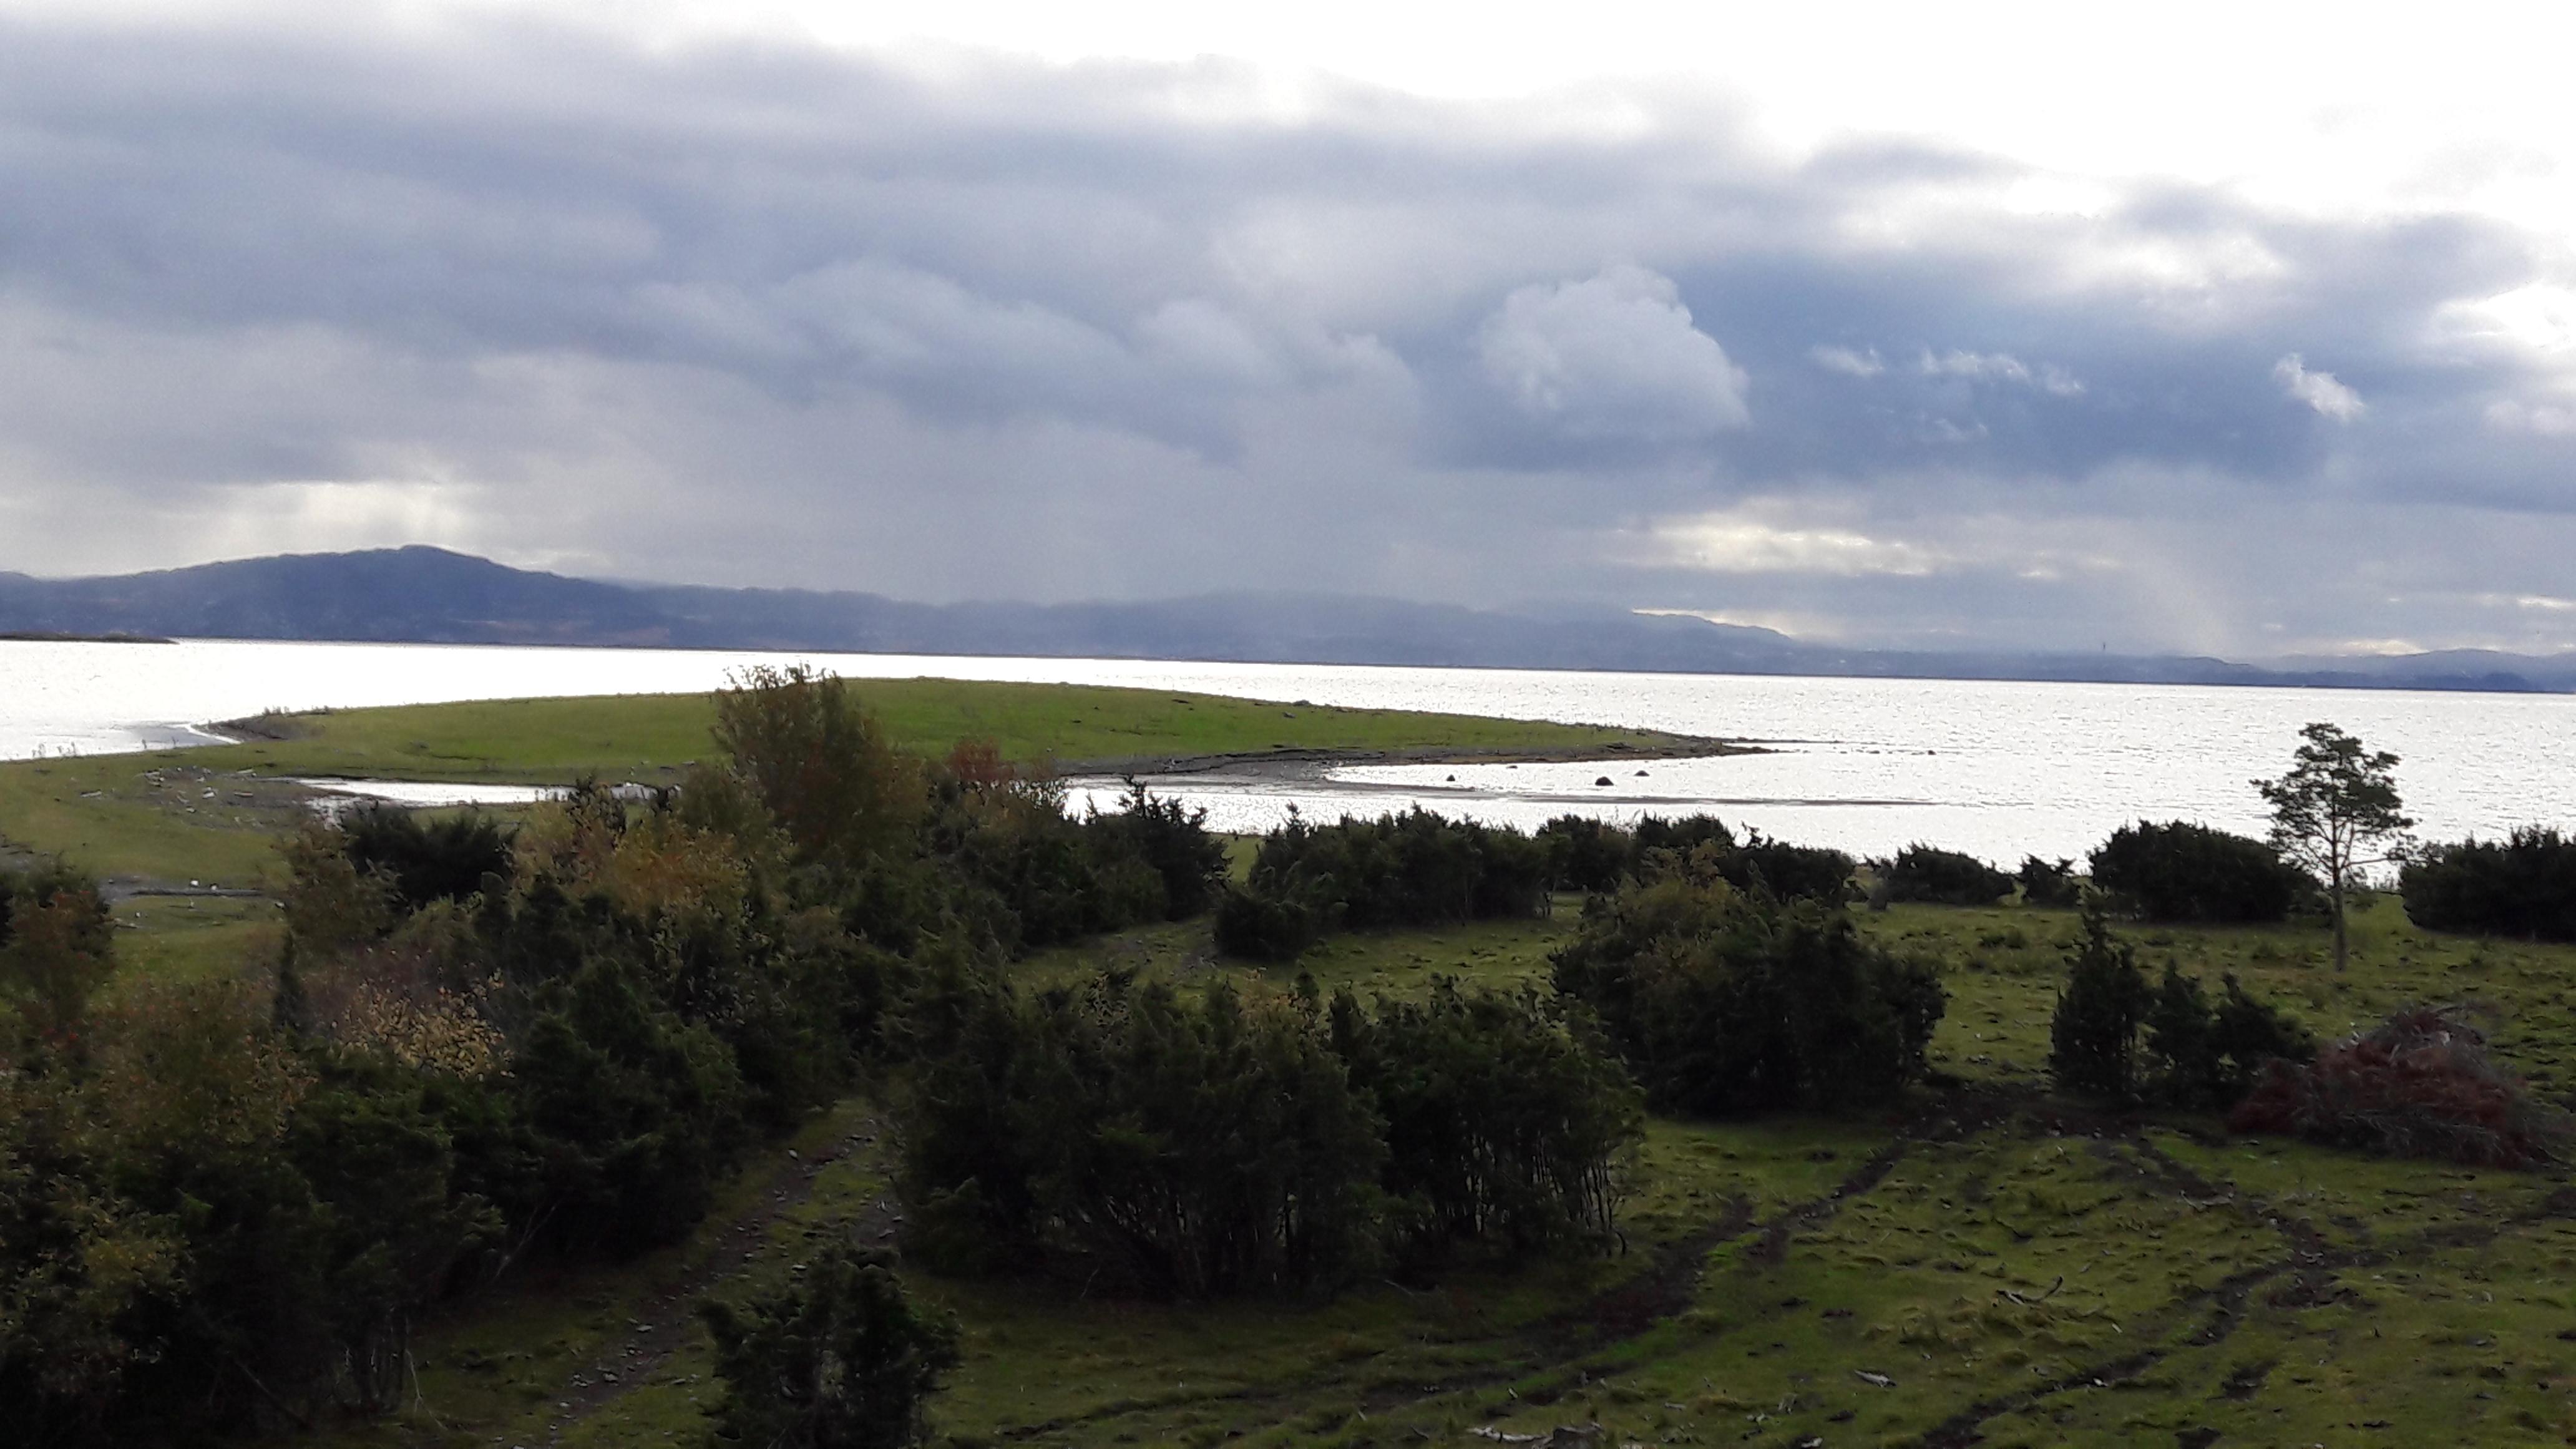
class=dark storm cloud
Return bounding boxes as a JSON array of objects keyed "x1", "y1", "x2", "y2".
[{"x1": 0, "y1": 12, "x2": 2571, "y2": 653}]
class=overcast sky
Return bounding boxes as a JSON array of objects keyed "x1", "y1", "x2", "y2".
[{"x1": 3, "y1": 1, "x2": 2575, "y2": 656}]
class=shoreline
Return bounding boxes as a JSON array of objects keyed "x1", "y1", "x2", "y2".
[
  {"x1": 1051, "y1": 736, "x2": 1757, "y2": 780},
  {"x1": 0, "y1": 630, "x2": 176, "y2": 644}
]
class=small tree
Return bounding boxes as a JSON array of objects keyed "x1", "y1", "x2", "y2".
[
  {"x1": 699, "y1": 1244, "x2": 962, "y2": 1449},
  {"x1": 2048, "y1": 909, "x2": 2150, "y2": 1098},
  {"x1": 2255, "y1": 722, "x2": 2413, "y2": 972}
]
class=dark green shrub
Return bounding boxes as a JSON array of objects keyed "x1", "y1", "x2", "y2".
[
  {"x1": 1881, "y1": 845, "x2": 2014, "y2": 906},
  {"x1": 339, "y1": 804, "x2": 514, "y2": 912},
  {"x1": 2016, "y1": 856, "x2": 2082, "y2": 908},
  {"x1": 0, "y1": 858, "x2": 115, "y2": 1048},
  {"x1": 1243, "y1": 808, "x2": 1551, "y2": 930},
  {"x1": 2047, "y1": 911, "x2": 2150, "y2": 1098},
  {"x1": 511, "y1": 954, "x2": 747, "y2": 1258},
  {"x1": 2401, "y1": 828, "x2": 2576, "y2": 941},
  {"x1": 894, "y1": 969, "x2": 1385, "y2": 1297},
  {"x1": 1628, "y1": 814, "x2": 1736, "y2": 862},
  {"x1": 890, "y1": 962, "x2": 1641, "y2": 1294},
  {"x1": 1734, "y1": 832, "x2": 1856, "y2": 903},
  {"x1": 1627, "y1": 816, "x2": 1853, "y2": 904},
  {"x1": 1537, "y1": 815, "x2": 1634, "y2": 892},
  {"x1": 1086, "y1": 781, "x2": 1229, "y2": 920},
  {"x1": 884, "y1": 944, "x2": 1051, "y2": 1277},
  {"x1": 2139, "y1": 964, "x2": 2313, "y2": 1110},
  {"x1": 1329, "y1": 979, "x2": 1640, "y2": 1264},
  {"x1": 285, "y1": 1048, "x2": 504, "y2": 1410},
  {"x1": 698, "y1": 1244, "x2": 961, "y2": 1449},
  {"x1": 1549, "y1": 871, "x2": 1944, "y2": 1115},
  {"x1": 1212, "y1": 884, "x2": 1323, "y2": 962},
  {"x1": 920, "y1": 775, "x2": 1220, "y2": 951},
  {"x1": 2089, "y1": 821, "x2": 2313, "y2": 924},
  {"x1": 1023, "y1": 975, "x2": 1386, "y2": 1297}
]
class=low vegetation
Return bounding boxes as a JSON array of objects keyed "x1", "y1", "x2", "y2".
[
  {"x1": 1550, "y1": 850, "x2": 1945, "y2": 1114},
  {"x1": 2088, "y1": 818, "x2": 2317, "y2": 923},
  {"x1": 2403, "y1": 825, "x2": 2576, "y2": 941},
  {"x1": 1878, "y1": 843, "x2": 2015, "y2": 907},
  {"x1": 12, "y1": 701, "x2": 2576, "y2": 1448}
]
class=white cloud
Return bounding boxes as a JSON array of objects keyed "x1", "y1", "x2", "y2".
[
  {"x1": 2485, "y1": 398, "x2": 2576, "y2": 436},
  {"x1": 1478, "y1": 265, "x2": 1750, "y2": 439},
  {"x1": 1808, "y1": 344, "x2": 1883, "y2": 378},
  {"x1": 2273, "y1": 353, "x2": 2366, "y2": 421},
  {"x1": 1639, "y1": 510, "x2": 1944, "y2": 577},
  {"x1": 2441, "y1": 284, "x2": 2576, "y2": 353},
  {"x1": 1916, "y1": 349, "x2": 2084, "y2": 396}
]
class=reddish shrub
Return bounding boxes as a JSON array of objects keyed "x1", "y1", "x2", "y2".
[{"x1": 2227, "y1": 1004, "x2": 2572, "y2": 1168}]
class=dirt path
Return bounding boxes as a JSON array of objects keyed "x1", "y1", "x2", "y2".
[{"x1": 537, "y1": 1116, "x2": 902, "y2": 1438}]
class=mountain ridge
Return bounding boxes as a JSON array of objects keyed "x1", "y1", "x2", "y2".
[{"x1": 1, "y1": 547, "x2": 2565, "y2": 693}]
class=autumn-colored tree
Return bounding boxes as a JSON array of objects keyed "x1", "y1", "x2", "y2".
[{"x1": 713, "y1": 666, "x2": 924, "y2": 870}]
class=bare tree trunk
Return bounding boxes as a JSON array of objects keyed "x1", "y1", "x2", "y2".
[{"x1": 2331, "y1": 876, "x2": 2349, "y2": 972}]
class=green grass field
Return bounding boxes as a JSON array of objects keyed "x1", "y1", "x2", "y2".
[{"x1": 215, "y1": 678, "x2": 1720, "y2": 785}]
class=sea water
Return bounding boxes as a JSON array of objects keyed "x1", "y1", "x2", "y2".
[{"x1": 4, "y1": 637, "x2": 2572, "y2": 864}]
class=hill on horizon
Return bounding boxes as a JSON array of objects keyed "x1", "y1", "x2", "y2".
[{"x1": 1, "y1": 546, "x2": 2567, "y2": 694}]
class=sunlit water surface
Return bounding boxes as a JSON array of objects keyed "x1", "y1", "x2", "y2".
[{"x1": 6, "y1": 638, "x2": 2573, "y2": 862}]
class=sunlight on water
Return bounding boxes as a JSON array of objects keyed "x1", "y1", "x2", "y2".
[{"x1": 7, "y1": 638, "x2": 2575, "y2": 862}]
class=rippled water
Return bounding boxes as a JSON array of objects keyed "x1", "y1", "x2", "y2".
[{"x1": 6, "y1": 638, "x2": 2572, "y2": 862}]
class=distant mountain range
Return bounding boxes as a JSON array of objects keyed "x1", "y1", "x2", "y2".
[{"x1": 2, "y1": 546, "x2": 2570, "y2": 693}]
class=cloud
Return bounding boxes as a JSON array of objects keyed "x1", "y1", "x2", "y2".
[
  {"x1": 1808, "y1": 344, "x2": 1883, "y2": 377},
  {"x1": 1916, "y1": 350, "x2": 2084, "y2": 396},
  {"x1": 1477, "y1": 265, "x2": 1751, "y2": 440},
  {"x1": 2484, "y1": 398, "x2": 2576, "y2": 436},
  {"x1": 1636, "y1": 507, "x2": 1946, "y2": 577},
  {"x1": 2272, "y1": 353, "x2": 2366, "y2": 421},
  {"x1": 0, "y1": 14, "x2": 2567, "y2": 654}
]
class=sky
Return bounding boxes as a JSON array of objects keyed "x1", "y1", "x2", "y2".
[{"x1": 2, "y1": 1, "x2": 2575, "y2": 656}]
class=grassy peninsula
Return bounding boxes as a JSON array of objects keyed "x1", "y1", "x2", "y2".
[{"x1": 0, "y1": 678, "x2": 1724, "y2": 893}]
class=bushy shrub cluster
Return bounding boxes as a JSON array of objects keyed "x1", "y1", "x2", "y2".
[
  {"x1": 1534, "y1": 814, "x2": 1632, "y2": 892},
  {"x1": 2016, "y1": 856, "x2": 2083, "y2": 909},
  {"x1": 1533, "y1": 814, "x2": 1856, "y2": 902},
  {"x1": 0, "y1": 858, "x2": 114, "y2": 1050},
  {"x1": 920, "y1": 769, "x2": 1223, "y2": 953},
  {"x1": 893, "y1": 967, "x2": 1641, "y2": 1296},
  {"x1": 1548, "y1": 857, "x2": 1944, "y2": 1115},
  {"x1": 1215, "y1": 808, "x2": 1551, "y2": 960},
  {"x1": 698, "y1": 1244, "x2": 960, "y2": 1449},
  {"x1": 2089, "y1": 820, "x2": 2316, "y2": 924},
  {"x1": 0, "y1": 668, "x2": 1234, "y2": 1443},
  {"x1": 1626, "y1": 816, "x2": 1855, "y2": 902},
  {"x1": 339, "y1": 803, "x2": 514, "y2": 912},
  {"x1": 1880, "y1": 844, "x2": 2014, "y2": 906},
  {"x1": 2047, "y1": 910, "x2": 2313, "y2": 1106},
  {"x1": 1329, "y1": 980, "x2": 1640, "y2": 1267},
  {"x1": 2228, "y1": 1005, "x2": 2572, "y2": 1167},
  {"x1": 2400, "y1": 827, "x2": 2576, "y2": 942}
]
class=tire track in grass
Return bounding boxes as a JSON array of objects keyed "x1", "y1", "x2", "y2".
[{"x1": 1912, "y1": 1120, "x2": 2576, "y2": 1447}]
